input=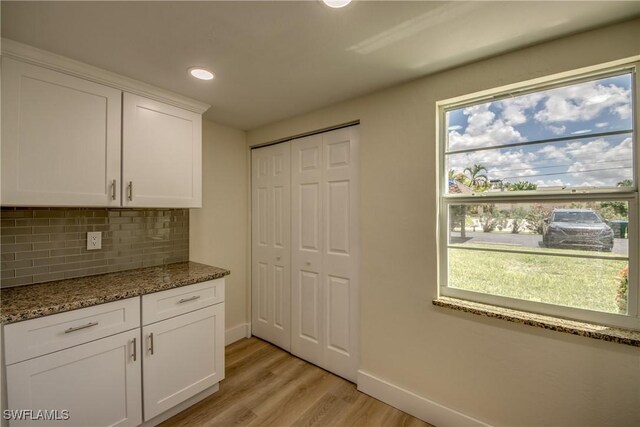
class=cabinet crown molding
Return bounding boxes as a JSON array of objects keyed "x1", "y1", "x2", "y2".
[{"x1": 1, "y1": 38, "x2": 211, "y2": 114}]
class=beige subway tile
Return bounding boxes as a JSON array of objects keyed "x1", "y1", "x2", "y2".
[{"x1": 15, "y1": 250, "x2": 50, "y2": 261}]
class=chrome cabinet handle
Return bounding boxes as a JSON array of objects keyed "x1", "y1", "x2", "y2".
[
  {"x1": 64, "y1": 321, "x2": 98, "y2": 334},
  {"x1": 127, "y1": 181, "x2": 133, "y2": 201},
  {"x1": 111, "y1": 179, "x2": 117, "y2": 200},
  {"x1": 149, "y1": 332, "x2": 154, "y2": 355},
  {"x1": 131, "y1": 337, "x2": 137, "y2": 362},
  {"x1": 178, "y1": 295, "x2": 201, "y2": 304}
]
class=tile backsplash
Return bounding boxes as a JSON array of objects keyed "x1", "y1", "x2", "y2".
[{"x1": 1, "y1": 208, "x2": 189, "y2": 288}]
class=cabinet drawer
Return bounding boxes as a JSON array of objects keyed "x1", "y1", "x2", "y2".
[
  {"x1": 142, "y1": 279, "x2": 224, "y2": 325},
  {"x1": 4, "y1": 298, "x2": 140, "y2": 365}
]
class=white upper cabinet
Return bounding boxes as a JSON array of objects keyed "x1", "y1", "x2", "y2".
[
  {"x1": 1, "y1": 57, "x2": 122, "y2": 207},
  {"x1": 122, "y1": 93, "x2": 202, "y2": 208},
  {"x1": 0, "y1": 39, "x2": 208, "y2": 208}
]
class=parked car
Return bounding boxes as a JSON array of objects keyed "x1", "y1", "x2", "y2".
[{"x1": 542, "y1": 209, "x2": 614, "y2": 252}]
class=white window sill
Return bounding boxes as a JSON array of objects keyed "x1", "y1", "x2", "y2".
[{"x1": 433, "y1": 296, "x2": 640, "y2": 347}]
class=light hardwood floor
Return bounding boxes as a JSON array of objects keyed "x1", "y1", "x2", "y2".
[{"x1": 160, "y1": 337, "x2": 432, "y2": 427}]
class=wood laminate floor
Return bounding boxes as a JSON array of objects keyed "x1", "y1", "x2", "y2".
[{"x1": 160, "y1": 337, "x2": 432, "y2": 427}]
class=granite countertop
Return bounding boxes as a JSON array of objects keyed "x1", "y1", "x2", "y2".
[{"x1": 0, "y1": 261, "x2": 230, "y2": 324}]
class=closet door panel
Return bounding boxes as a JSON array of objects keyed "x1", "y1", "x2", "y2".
[
  {"x1": 291, "y1": 134, "x2": 324, "y2": 367},
  {"x1": 251, "y1": 143, "x2": 291, "y2": 351},
  {"x1": 322, "y1": 127, "x2": 359, "y2": 382}
]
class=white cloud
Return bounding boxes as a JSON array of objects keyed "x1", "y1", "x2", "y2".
[
  {"x1": 565, "y1": 137, "x2": 633, "y2": 185},
  {"x1": 498, "y1": 94, "x2": 543, "y2": 126},
  {"x1": 448, "y1": 104, "x2": 525, "y2": 150},
  {"x1": 533, "y1": 81, "x2": 631, "y2": 123},
  {"x1": 537, "y1": 145, "x2": 569, "y2": 162},
  {"x1": 447, "y1": 147, "x2": 539, "y2": 184},
  {"x1": 595, "y1": 122, "x2": 609, "y2": 128},
  {"x1": 448, "y1": 125, "x2": 462, "y2": 131},
  {"x1": 566, "y1": 137, "x2": 632, "y2": 161},
  {"x1": 535, "y1": 178, "x2": 566, "y2": 188},
  {"x1": 615, "y1": 104, "x2": 631, "y2": 120},
  {"x1": 548, "y1": 125, "x2": 566, "y2": 135},
  {"x1": 570, "y1": 129, "x2": 592, "y2": 135}
]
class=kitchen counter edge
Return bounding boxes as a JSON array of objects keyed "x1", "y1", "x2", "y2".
[{"x1": 0, "y1": 261, "x2": 230, "y2": 325}]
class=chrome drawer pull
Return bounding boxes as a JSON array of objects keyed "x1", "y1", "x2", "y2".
[
  {"x1": 64, "y1": 321, "x2": 99, "y2": 334},
  {"x1": 178, "y1": 295, "x2": 201, "y2": 304},
  {"x1": 149, "y1": 333, "x2": 154, "y2": 355},
  {"x1": 132, "y1": 337, "x2": 137, "y2": 362}
]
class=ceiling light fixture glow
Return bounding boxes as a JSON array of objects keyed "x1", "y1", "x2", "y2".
[
  {"x1": 188, "y1": 67, "x2": 214, "y2": 80},
  {"x1": 322, "y1": 0, "x2": 352, "y2": 8}
]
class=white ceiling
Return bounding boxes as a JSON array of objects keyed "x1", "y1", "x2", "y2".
[{"x1": 2, "y1": 1, "x2": 639, "y2": 130}]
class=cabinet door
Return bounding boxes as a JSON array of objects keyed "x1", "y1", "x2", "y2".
[
  {"x1": 142, "y1": 304, "x2": 224, "y2": 421},
  {"x1": 122, "y1": 93, "x2": 202, "y2": 208},
  {"x1": 5, "y1": 330, "x2": 142, "y2": 427},
  {"x1": 251, "y1": 142, "x2": 291, "y2": 351},
  {"x1": 1, "y1": 58, "x2": 122, "y2": 206}
]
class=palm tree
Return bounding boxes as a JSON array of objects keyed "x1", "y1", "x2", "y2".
[{"x1": 464, "y1": 164, "x2": 489, "y2": 190}]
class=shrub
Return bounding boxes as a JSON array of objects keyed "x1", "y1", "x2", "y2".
[
  {"x1": 510, "y1": 207, "x2": 529, "y2": 234},
  {"x1": 525, "y1": 204, "x2": 553, "y2": 235},
  {"x1": 615, "y1": 265, "x2": 629, "y2": 314},
  {"x1": 480, "y1": 212, "x2": 506, "y2": 232}
]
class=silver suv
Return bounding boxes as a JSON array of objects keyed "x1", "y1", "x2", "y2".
[{"x1": 542, "y1": 209, "x2": 614, "y2": 252}]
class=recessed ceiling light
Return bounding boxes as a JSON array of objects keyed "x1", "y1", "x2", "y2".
[
  {"x1": 322, "y1": 0, "x2": 352, "y2": 8},
  {"x1": 188, "y1": 67, "x2": 214, "y2": 80}
]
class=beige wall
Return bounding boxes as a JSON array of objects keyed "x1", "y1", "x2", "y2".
[
  {"x1": 247, "y1": 19, "x2": 640, "y2": 426},
  {"x1": 191, "y1": 119, "x2": 248, "y2": 332}
]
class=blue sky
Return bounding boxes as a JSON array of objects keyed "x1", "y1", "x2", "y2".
[{"x1": 446, "y1": 73, "x2": 633, "y2": 188}]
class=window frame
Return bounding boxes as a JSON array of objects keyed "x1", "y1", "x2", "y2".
[{"x1": 436, "y1": 57, "x2": 640, "y2": 329}]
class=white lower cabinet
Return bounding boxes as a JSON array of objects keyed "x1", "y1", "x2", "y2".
[
  {"x1": 5, "y1": 330, "x2": 142, "y2": 427},
  {"x1": 3, "y1": 279, "x2": 226, "y2": 427},
  {"x1": 142, "y1": 304, "x2": 224, "y2": 420}
]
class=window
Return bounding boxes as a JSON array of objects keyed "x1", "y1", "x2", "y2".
[{"x1": 437, "y1": 61, "x2": 639, "y2": 328}]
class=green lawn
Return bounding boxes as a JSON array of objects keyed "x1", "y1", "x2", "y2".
[{"x1": 448, "y1": 245, "x2": 628, "y2": 314}]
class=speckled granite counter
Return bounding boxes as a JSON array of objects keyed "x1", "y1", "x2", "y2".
[
  {"x1": 0, "y1": 262, "x2": 230, "y2": 324},
  {"x1": 434, "y1": 296, "x2": 640, "y2": 347}
]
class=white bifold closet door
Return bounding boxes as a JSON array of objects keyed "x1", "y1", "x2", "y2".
[
  {"x1": 290, "y1": 126, "x2": 359, "y2": 382},
  {"x1": 251, "y1": 125, "x2": 359, "y2": 382},
  {"x1": 251, "y1": 142, "x2": 292, "y2": 351}
]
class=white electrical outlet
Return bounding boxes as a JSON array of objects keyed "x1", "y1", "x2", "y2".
[{"x1": 87, "y1": 231, "x2": 102, "y2": 250}]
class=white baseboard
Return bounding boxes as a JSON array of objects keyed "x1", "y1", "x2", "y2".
[
  {"x1": 357, "y1": 370, "x2": 491, "y2": 427},
  {"x1": 225, "y1": 323, "x2": 251, "y2": 346}
]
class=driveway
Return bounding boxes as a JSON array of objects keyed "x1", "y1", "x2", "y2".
[{"x1": 451, "y1": 231, "x2": 628, "y2": 255}]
